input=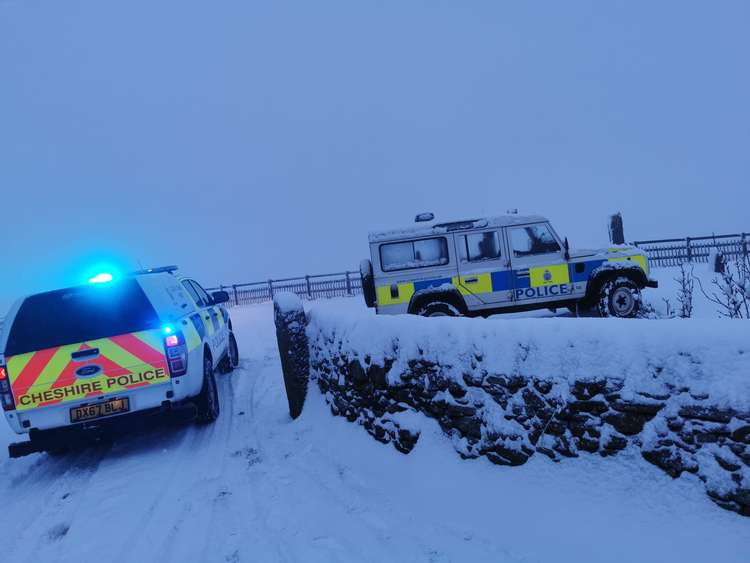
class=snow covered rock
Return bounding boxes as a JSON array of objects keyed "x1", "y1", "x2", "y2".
[{"x1": 300, "y1": 310, "x2": 750, "y2": 516}]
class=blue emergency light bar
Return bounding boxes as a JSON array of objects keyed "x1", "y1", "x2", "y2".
[{"x1": 88, "y1": 273, "x2": 114, "y2": 284}]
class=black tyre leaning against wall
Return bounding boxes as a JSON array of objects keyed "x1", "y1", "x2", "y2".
[{"x1": 597, "y1": 276, "x2": 642, "y2": 318}]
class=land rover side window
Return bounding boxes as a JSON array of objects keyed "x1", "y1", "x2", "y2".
[
  {"x1": 463, "y1": 231, "x2": 502, "y2": 262},
  {"x1": 510, "y1": 224, "x2": 561, "y2": 257},
  {"x1": 380, "y1": 237, "x2": 449, "y2": 271}
]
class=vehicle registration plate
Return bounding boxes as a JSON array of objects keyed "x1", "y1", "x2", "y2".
[{"x1": 70, "y1": 398, "x2": 130, "y2": 423}]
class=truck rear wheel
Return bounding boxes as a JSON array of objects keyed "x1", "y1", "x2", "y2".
[
  {"x1": 597, "y1": 277, "x2": 641, "y2": 318},
  {"x1": 195, "y1": 355, "x2": 220, "y2": 423}
]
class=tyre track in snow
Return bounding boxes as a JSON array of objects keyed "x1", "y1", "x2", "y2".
[
  {"x1": 2, "y1": 445, "x2": 113, "y2": 561},
  {"x1": 200, "y1": 357, "x2": 282, "y2": 563},
  {"x1": 0, "y1": 325, "x2": 270, "y2": 563}
]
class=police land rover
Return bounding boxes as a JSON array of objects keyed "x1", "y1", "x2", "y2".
[
  {"x1": 360, "y1": 213, "x2": 658, "y2": 318},
  {"x1": 0, "y1": 266, "x2": 239, "y2": 457}
]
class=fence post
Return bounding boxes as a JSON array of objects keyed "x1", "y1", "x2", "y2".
[
  {"x1": 305, "y1": 275, "x2": 312, "y2": 299},
  {"x1": 686, "y1": 237, "x2": 692, "y2": 263},
  {"x1": 268, "y1": 279, "x2": 274, "y2": 300},
  {"x1": 232, "y1": 284, "x2": 239, "y2": 306},
  {"x1": 345, "y1": 271, "x2": 352, "y2": 295},
  {"x1": 742, "y1": 233, "x2": 748, "y2": 260}
]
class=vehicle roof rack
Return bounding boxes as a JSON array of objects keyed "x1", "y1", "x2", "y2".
[
  {"x1": 129, "y1": 265, "x2": 179, "y2": 276},
  {"x1": 435, "y1": 219, "x2": 485, "y2": 232}
]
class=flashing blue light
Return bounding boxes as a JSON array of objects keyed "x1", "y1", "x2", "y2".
[
  {"x1": 89, "y1": 272, "x2": 114, "y2": 284},
  {"x1": 162, "y1": 324, "x2": 174, "y2": 335}
]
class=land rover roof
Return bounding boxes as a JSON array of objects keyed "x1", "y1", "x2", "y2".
[{"x1": 368, "y1": 214, "x2": 549, "y2": 243}]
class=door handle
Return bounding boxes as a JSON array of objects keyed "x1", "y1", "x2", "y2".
[
  {"x1": 464, "y1": 277, "x2": 478, "y2": 284},
  {"x1": 71, "y1": 348, "x2": 100, "y2": 362}
]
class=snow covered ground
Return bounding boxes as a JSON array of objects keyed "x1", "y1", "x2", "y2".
[{"x1": 0, "y1": 267, "x2": 748, "y2": 563}]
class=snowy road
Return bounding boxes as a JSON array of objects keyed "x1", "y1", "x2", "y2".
[{"x1": 0, "y1": 300, "x2": 748, "y2": 563}]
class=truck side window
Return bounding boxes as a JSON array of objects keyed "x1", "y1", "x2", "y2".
[
  {"x1": 464, "y1": 231, "x2": 502, "y2": 262},
  {"x1": 380, "y1": 237, "x2": 449, "y2": 271},
  {"x1": 190, "y1": 281, "x2": 213, "y2": 306},
  {"x1": 182, "y1": 280, "x2": 206, "y2": 307},
  {"x1": 510, "y1": 224, "x2": 561, "y2": 257}
]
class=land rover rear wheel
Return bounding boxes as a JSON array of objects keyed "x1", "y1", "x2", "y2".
[{"x1": 416, "y1": 301, "x2": 461, "y2": 318}]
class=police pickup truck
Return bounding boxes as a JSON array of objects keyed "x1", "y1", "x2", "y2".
[
  {"x1": 359, "y1": 214, "x2": 658, "y2": 318},
  {"x1": 0, "y1": 266, "x2": 239, "y2": 457}
]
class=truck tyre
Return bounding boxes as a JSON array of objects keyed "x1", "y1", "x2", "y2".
[
  {"x1": 417, "y1": 300, "x2": 461, "y2": 317},
  {"x1": 597, "y1": 277, "x2": 641, "y2": 318},
  {"x1": 218, "y1": 332, "x2": 239, "y2": 374},
  {"x1": 195, "y1": 355, "x2": 220, "y2": 423}
]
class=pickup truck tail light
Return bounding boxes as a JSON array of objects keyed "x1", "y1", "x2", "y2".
[
  {"x1": 0, "y1": 365, "x2": 16, "y2": 411},
  {"x1": 164, "y1": 332, "x2": 188, "y2": 377}
]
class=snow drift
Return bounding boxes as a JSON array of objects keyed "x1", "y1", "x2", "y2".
[{"x1": 300, "y1": 309, "x2": 750, "y2": 516}]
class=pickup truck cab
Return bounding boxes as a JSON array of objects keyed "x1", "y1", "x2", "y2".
[{"x1": 0, "y1": 266, "x2": 239, "y2": 457}]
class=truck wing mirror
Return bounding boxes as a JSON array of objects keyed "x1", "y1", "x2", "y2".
[
  {"x1": 564, "y1": 238, "x2": 570, "y2": 261},
  {"x1": 211, "y1": 290, "x2": 230, "y2": 305}
]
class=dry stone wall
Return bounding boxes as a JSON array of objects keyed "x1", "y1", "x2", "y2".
[{"x1": 277, "y1": 302, "x2": 750, "y2": 517}]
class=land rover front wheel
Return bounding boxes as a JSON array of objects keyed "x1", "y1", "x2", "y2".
[
  {"x1": 597, "y1": 277, "x2": 641, "y2": 318},
  {"x1": 416, "y1": 301, "x2": 461, "y2": 318}
]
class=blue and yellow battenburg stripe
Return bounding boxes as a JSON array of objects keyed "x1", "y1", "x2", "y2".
[{"x1": 376, "y1": 253, "x2": 647, "y2": 305}]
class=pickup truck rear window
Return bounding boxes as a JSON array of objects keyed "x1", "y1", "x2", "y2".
[{"x1": 5, "y1": 279, "x2": 160, "y2": 356}]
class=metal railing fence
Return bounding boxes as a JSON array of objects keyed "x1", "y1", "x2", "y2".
[
  {"x1": 207, "y1": 271, "x2": 363, "y2": 306},
  {"x1": 632, "y1": 233, "x2": 748, "y2": 268},
  {"x1": 208, "y1": 232, "x2": 748, "y2": 306}
]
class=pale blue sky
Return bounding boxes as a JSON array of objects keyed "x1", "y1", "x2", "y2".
[{"x1": 1, "y1": 0, "x2": 748, "y2": 309}]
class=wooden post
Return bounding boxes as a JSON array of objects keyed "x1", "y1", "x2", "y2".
[
  {"x1": 345, "y1": 271, "x2": 352, "y2": 295},
  {"x1": 268, "y1": 279, "x2": 274, "y2": 300},
  {"x1": 305, "y1": 275, "x2": 312, "y2": 299},
  {"x1": 232, "y1": 284, "x2": 239, "y2": 306},
  {"x1": 742, "y1": 233, "x2": 748, "y2": 260},
  {"x1": 686, "y1": 237, "x2": 692, "y2": 263}
]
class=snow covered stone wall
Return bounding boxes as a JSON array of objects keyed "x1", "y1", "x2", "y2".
[{"x1": 303, "y1": 310, "x2": 750, "y2": 516}]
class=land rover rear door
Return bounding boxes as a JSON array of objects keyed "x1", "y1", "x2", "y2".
[{"x1": 454, "y1": 229, "x2": 513, "y2": 306}]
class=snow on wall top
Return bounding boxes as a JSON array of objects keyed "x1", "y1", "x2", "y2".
[
  {"x1": 306, "y1": 309, "x2": 750, "y2": 410},
  {"x1": 273, "y1": 292, "x2": 304, "y2": 314},
  {"x1": 368, "y1": 214, "x2": 548, "y2": 243}
]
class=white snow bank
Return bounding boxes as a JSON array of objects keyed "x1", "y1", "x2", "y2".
[{"x1": 307, "y1": 310, "x2": 750, "y2": 410}]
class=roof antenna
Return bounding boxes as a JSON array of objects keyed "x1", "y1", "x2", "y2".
[
  {"x1": 506, "y1": 208, "x2": 518, "y2": 215},
  {"x1": 415, "y1": 212, "x2": 435, "y2": 223}
]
